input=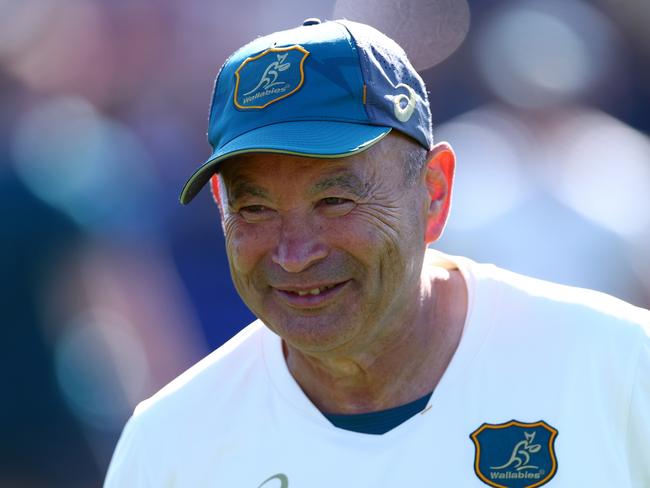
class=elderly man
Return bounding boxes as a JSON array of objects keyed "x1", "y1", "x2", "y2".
[{"x1": 105, "y1": 19, "x2": 649, "y2": 487}]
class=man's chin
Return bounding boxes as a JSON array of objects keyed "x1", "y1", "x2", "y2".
[{"x1": 265, "y1": 313, "x2": 359, "y2": 355}]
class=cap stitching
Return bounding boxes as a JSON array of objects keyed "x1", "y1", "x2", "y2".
[{"x1": 335, "y1": 20, "x2": 372, "y2": 121}]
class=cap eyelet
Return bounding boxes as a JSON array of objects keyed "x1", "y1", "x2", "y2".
[{"x1": 302, "y1": 18, "x2": 321, "y2": 26}]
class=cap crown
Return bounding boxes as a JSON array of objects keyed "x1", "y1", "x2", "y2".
[
  {"x1": 208, "y1": 20, "x2": 432, "y2": 153},
  {"x1": 180, "y1": 19, "x2": 433, "y2": 204}
]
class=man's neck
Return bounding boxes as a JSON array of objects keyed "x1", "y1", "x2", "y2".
[{"x1": 283, "y1": 267, "x2": 468, "y2": 414}]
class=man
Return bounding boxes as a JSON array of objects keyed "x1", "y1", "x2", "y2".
[{"x1": 105, "y1": 19, "x2": 649, "y2": 487}]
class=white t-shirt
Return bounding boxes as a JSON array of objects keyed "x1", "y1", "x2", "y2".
[{"x1": 105, "y1": 253, "x2": 650, "y2": 487}]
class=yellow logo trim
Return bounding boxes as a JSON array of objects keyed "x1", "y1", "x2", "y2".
[
  {"x1": 470, "y1": 420, "x2": 558, "y2": 488},
  {"x1": 233, "y1": 45, "x2": 309, "y2": 110}
]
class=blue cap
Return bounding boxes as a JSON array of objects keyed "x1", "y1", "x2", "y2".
[{"x1": 180, "y1": 19, "x2": 433, "y2": 204}]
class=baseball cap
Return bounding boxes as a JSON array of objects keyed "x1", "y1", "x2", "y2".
[{"x1": 180, "y1": 18, "x2": 433, "y2": 204}]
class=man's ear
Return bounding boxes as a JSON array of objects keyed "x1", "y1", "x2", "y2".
[
  {"x1": 424, "y1": 142, "x2": 456, "y2": 244},
  {"x1": 209, "y1": 174, "x2": 225, "y2": 219}
]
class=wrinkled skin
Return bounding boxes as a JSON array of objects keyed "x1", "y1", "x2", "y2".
[
  {"x1": 218, "y1": 134, "x2": 431, "y2": 357},
  {"x1": 214, "y1": 133, "x2": 463, "y2": 413}
]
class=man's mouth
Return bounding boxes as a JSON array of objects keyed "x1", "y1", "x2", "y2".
[
  {"x1": 273, "y1": 281, "x2": 349, "y2": 308},
  {"x1": 286, "y1": 284, "x2": 338, "y2": 296}
]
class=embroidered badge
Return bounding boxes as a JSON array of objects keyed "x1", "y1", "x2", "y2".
[
  {"x1": 470, "y1": 420, "x2": 558, "y2": 488},
  {"x1": 234, "y1": 45, "x2": 309, "y2": 110}
]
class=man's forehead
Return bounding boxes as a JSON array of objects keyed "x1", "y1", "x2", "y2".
[
  {"x1": 220, "y1": 154, "x2": 370, "y2": 200},
  {"x1": 220, "y1": 152, "x2": 368, "y2": 181},
  {"x1": 216, "y1": 133, "x2": 419, "y2": 201}
]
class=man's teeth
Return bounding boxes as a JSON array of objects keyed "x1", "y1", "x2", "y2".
[{"x1": 295, "y1": 284, "x2": 336, "y2": 296}]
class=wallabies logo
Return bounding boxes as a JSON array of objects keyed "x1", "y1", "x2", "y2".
[
  {"x1": 234, "y1": 45, "x2": 309, "y2": 110},
  {"x1": 470, "y1": 420, "x2": 558, "y2": 488}
]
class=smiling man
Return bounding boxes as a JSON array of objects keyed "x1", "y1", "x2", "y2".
[
  {"x1": 105, "y1": 19, "x2": 650, "y2": 487},
  {"x1": 215, "y1": 136, "x2": 465, "y2": 417}
]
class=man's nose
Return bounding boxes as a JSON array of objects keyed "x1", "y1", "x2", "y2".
[{"x1": 271, "y1": 216, "x2": 328, "y2": 273}]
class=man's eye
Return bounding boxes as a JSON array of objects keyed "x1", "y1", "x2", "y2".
[
  {"x1": 239, "y1": 205, "x2": 275, "y2": 221},
  {"x1": 321, "y1": 197, "x2": 352, "y2": 206},
  {"x1": 240, "y1": 205, "x2": 268, "y2": 214}
]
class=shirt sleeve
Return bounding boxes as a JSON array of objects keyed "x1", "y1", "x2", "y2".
[
  {"x1": 627, "y1": 323, "x2": 650, "y2": 488},
  {"x1": 104, "y1": 413, "x2": 151, "y2": 488}
]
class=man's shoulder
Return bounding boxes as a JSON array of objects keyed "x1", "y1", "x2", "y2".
[
  {"x1": 431, "y1": 250, "x2": 649, "y2": 339},
  {"x1": 493, "y1": 264, "x2": 646, "y2": 321},
  {"x1": 466, "y1": 256, "x2": 650, "y2": 341},
  {"x1": 132, "y1": 320, "x2": 270, "y2": 423}
]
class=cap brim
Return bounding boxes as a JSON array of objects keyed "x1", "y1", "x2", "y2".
[{"x1": 179, "y1": 121, "x2": 391, "y2": 204}]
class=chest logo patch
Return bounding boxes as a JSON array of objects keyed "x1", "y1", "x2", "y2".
[
  {"x1": 470, "y1": 420, "x2": 558, "y2": 488},
  {"x1": 234, "y1": 45, "x2": 309, "y2": 110}
]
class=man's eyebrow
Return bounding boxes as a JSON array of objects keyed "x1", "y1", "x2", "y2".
[
  {"x1": 310, "y1": 172, "x2": 368, "y2": 197},
  {"x1": 226, "y1": 180, "x2": 269, "y2": 203}
]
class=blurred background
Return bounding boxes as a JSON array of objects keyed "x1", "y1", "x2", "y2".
[{"x1": 2, "y1": 0, "x2": 649, "y2": 486}]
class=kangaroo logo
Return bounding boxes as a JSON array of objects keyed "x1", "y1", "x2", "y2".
[
  {"x1": 490, "y1": 431, "x2": 541, "y2": 471},
  {"x1": 243, "y1": 53, "x2": 291, "y2": 96},
  {"x1": 234, "y1": 45, "x2": 309, "y2": 110},
  {"x1": 470, "y1": 420, "x2": 558, "y2": 488}
]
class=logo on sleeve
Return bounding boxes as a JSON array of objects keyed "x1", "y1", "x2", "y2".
[
  {"x1": 234, "y1": 46, "x2": 309, "y2": 110},
  {"x1": 257, "y1": 473, "x2": 289, "y2": 487},
  {"x1": 470, "y1": 420, "x2": 558, "y2": 488}
]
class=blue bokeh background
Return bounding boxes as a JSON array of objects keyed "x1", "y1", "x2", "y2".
[{"x1": 2, "y1": 0, "x2": 649, "y2": 486}]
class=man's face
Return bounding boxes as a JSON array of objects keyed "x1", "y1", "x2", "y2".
[{"x1": 219, "y1": 134, "x2": 431, "y2": 355}]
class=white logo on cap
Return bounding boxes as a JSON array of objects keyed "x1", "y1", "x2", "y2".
[
  {"x1": 234, "y1": 46, "x2": 309, "y2": 110},
  {"x1": 243, "y1": 53, "x2": 291, "y2": 96},
  {"x1": 393, "y1": 83, "x2": 417, "y2": 122}
]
